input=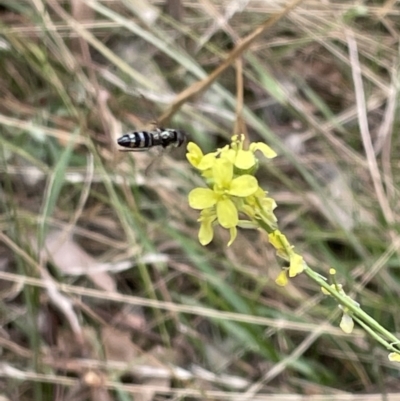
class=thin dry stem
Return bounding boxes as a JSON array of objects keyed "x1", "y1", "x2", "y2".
[{"x1": 158, "y1": 0, "x2": 304, "y2": 125}]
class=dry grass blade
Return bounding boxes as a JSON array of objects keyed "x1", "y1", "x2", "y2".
[
  {"x1": 0, "y1": 271, "x2": 356, "y2": 336},
  {"x1": 158, "y1": 0, "x2": 304, "y2": 124},
  {"x1": 346, "y1": 29, "x2": 393, "y2": 224},
  {"x1": 2, "y1": 0, "x2": 400, "y2": 399}
]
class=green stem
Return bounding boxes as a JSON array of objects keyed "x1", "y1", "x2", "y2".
[{"x1": 304, "y1": 266, "x2": 400, "y2": 347}]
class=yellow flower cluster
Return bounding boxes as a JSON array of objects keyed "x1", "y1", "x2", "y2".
[
  {"x1": 187, "y1": 134, "x2": 305, "y2": 281},
  {"x1": 186, "y1": 136, "x2": 400, "y2": 362},
  {"x1": 187, "y1": 134, "x2": 278, "y2": 246}
]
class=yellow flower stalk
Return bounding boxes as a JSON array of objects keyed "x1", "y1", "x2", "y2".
[{"x1": 186, "y1": 134, "x2": 400, "y2": 362}]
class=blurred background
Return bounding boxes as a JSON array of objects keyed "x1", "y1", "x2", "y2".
[{"x1": 1, "y1": 0, "x2": 400, "y2": 400}]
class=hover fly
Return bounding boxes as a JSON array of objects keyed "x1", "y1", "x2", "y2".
[{"x1": 117, "y1": 128, "x2": 186, "y2": 152}]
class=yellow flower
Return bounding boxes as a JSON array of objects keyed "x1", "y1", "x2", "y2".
[
  {"x1": 186, "y1": 142, "x2": 216, "y2": 171},
  {"x1": 187, "y1": 135, "x2": 277, "y2": 247},
  {"x1": 268, "y1": 231, "x2": 305, "y2": 277},
  {"x1": 268, "y1": 230, "x2": 292, "y2": 259},
  {"x1": 188, "y1": 158, "x2": 258, "y2": 245},
  {"x1": 220, "y1": 134, "x2": 277, "y2": 170},
  {"x1": 289, "y1": 253, "x2": 305, "y2": 277},
  {"x1": 242, "y1": 187, "x2": 278, "y2": 231},
  {"x1": 189, "y1": 159, "x2": 258, "y2": 227}
]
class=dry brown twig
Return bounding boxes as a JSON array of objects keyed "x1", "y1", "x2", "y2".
[{"x1": 158, "y1": 0, "x2": 304, "y2": 125}]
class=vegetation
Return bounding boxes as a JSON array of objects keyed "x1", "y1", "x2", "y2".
[{"x1": 1, "y1": 1, "x2": 400, "y2": 400}]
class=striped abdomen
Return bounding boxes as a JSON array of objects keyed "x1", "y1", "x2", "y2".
[{"x1": 117, "y1": 128, "x2": 186, "y2": 151}]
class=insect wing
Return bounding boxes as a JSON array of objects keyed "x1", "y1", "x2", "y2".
[{"x1": 144, "y1": 149, "x2": 164, "y2": 176}]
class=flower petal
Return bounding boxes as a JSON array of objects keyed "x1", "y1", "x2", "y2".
[
  {"x1": 199, "y1": 219, "x2": 214, "y2": 245},
  {"x1": 216, "y1": 198, "x2": 238, "y2": 228},
  {"x1": 275, "y1": 270, "x2": 288, "y2": 287},
  {"x1": 388, "y1": 353, "x2": 400, "y2": 362},
  {"x1": 268, "y1": 231, "x2": 291, "y2": 254},
  {"x1": 188, "y1": 188, "x2": 217, "y2": 209},
  {"x1": 197, "y1": 153, "x2": 216, "y2": 170},
  {"x1": 261, "y1": 197, "x2": 277, "y2": 211},
  {"x1": 219, "y1": 146, "x2": 234, "y2": 162},
  {"x1": 250, "y1": 142, "x2": 277, "y2": 159},
  {"x1": 234, "y1": 150, "x2": 256, "y2": 170},
  {"x1": 227, "y1": 226, "x2": 237, "y2": 246},
  {"x1": 187, "y1": 142, "x2": 202, "y2": 155},
  {"x1": 213, "y1": 158, "x2": 233, "y2": 187},
  {"x1": 186, "y1": 142, "x2": 203, "y2": 167},
  {"x1": 288, "y1": 253, "x2": 305, "y2": 277},
  {"x1": 229, "y1": 175, "x2": 258, "y2": 197},
  {"x1": 340, "y1": 313, "x2": 354, "y2": 334}
]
